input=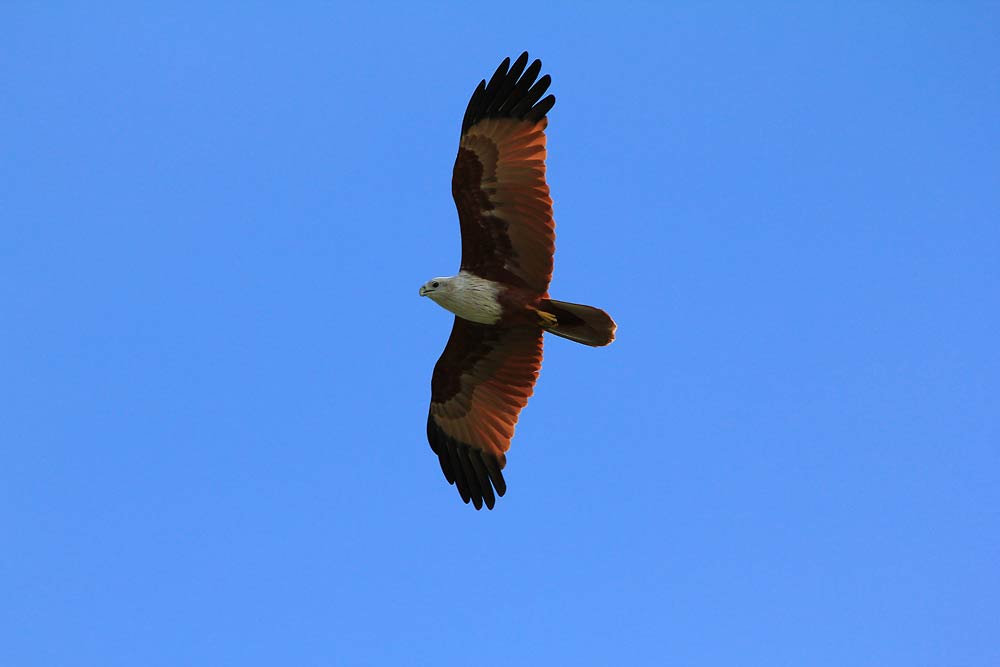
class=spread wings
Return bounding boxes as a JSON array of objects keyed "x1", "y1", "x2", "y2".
[
  {"x1": 427, "y1": 53, "x2": 555, "y2": 510},
  {"x1": 451, "y1": 52, "x2": 556, "y2": 294},
  {"x1": 428, "y1": 318, "x2": 543, "y2": 510}
]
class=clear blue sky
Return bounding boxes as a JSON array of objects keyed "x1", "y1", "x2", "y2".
[{"x1": 3, "y1": 3, "x2": 998, "y2": 665}]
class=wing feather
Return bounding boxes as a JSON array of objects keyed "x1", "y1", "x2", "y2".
[
  {"x1": 427, "y1": 318, "x2": 543, "y2": 510},
  {"x1": 452, "y1": 52, "x2": 556, "y2": 293}
]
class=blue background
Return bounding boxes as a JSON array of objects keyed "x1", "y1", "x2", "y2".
[{"x1": 3, "y1": 3, "x2": 998, "y2": 665}]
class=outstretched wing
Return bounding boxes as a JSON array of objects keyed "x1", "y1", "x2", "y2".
[
  {"x1": 428, "y1": 318, "x2": 543, "y2": 510},
  {"x1": 452, "y1": 52, "x2": 556, "y2": 294}
]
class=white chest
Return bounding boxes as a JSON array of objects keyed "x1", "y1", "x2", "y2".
[{"x1": 433, "y1": 272, "x2": 504, "y2": 324}]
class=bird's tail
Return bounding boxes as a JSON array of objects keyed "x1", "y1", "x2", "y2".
[{"x1": 539, "y1": 299, "x2": 617, "y2": 347}]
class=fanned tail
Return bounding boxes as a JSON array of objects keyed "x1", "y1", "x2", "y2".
[{"x1": 539, "y1": 299, "x2": 616, "y2": 347}]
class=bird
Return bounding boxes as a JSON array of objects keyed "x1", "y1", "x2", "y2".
[{"x1": 420, "y1": 52, "x2": 616, "y2": 510}]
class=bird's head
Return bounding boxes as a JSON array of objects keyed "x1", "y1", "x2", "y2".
[{"x1": 419, "y1": 277, "x2": 451, "y2": 301}]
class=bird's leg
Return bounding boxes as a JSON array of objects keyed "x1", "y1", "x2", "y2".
[{"x1": 526, "y1": 305, "x2": 558, "y2": 328}]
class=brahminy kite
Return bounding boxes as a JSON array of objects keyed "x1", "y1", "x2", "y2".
[{"x1": 420, "y1": 52, "x2": 616, "y2": 510}]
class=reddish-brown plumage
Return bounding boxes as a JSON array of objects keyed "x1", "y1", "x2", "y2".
[
  {"x1": 452, "y1": 118, "x2": 555, "y2": 294},
  {"x1": 497, "y1": 286, "x2": 550, "y2": 326},
  {"x1": 425, "y1": 53, "x2": 615, "y2": 510}
]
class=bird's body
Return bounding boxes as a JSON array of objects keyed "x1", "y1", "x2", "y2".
[
  {"x1": 421, "y1": 53, "x2": 616, "y2": 510},
  {"x1": 420, "y1": 272, "x2": 556, "y2": 328}
]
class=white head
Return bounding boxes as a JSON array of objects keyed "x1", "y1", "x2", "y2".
[
  {"x1": 418, "y1": 276, "x2": 454, "y2": 303},
  {"x1": 418, "y1": 272, "x2": 504, "y2": 325}
]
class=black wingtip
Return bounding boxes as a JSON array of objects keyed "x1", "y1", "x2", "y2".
[
  {"x1": 460, "y1": 53, "x2": 555, "y2": 135},
  {"x1": 427, "y1": 414, "x2": 506, "y2": 510}
]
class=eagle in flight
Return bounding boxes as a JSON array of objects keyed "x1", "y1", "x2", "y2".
[{"x1": 420, "y1": 52, "x2": 616, "y2": 510}]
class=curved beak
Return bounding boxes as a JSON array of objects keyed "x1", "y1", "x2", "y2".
[{"x1": 419, "y1": 285, "x2": 428, "y2": 297}]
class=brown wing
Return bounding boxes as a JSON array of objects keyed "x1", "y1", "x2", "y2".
[
  {"x1": 452, "y1": 52, "x2": 557, "y2": 294},
  {"x1": 428, "y1": 318, "x2": 543, "y2": 510}
]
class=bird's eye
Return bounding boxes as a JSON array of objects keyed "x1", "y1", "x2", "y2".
[{"x1": 432, "y1": 281, "x2": 439, "y2": 288}]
